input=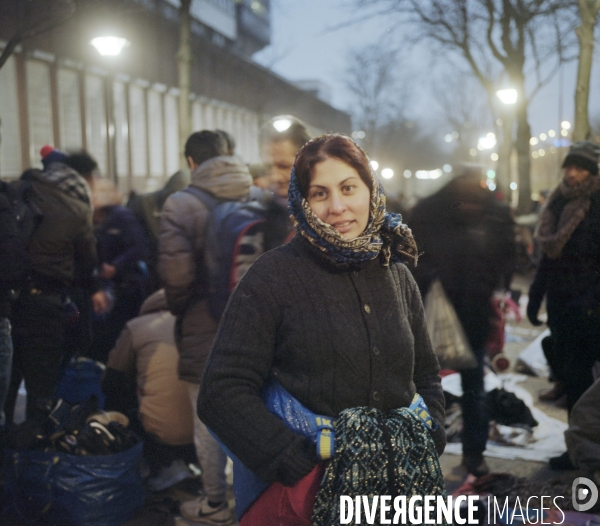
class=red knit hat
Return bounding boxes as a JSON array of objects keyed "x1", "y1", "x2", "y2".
[{"x1": 40, "y1": 144, "x2": 55, "y2": 159}]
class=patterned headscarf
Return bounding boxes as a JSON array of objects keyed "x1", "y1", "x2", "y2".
[{"x1": 288, "y1": 165, "x2": 418, "y2": 267}]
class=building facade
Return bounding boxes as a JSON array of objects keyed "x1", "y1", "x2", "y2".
[{"x1": 0, "y1": 0, "x2": 351, "y2": 192}]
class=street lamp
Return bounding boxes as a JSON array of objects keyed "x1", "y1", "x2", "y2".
[
  {"x1": 478, "y1": 133, "x2": 497, "y2": 150},
  {"x1": 381, "y1": 168, "x2": 394, "y2": 179},
  {"x1": 496, "y1": 88, "x2": 518, "y2": 105},
  {"x1": 272, "y1": 118, "x2": 292, "y2": 132},
  {"x1": 90, "y1": 36, "x2": 130, "y2": 56},
  {"x1": 89, "y1": 34, "x2": 130, "y2": 186}
]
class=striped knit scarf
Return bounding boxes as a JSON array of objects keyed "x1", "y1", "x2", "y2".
[
  {"x1": 287, "y1": 167, "x2": 418, "y2": 267},
  {"x1": 311, "y1": 407, "x2": 447, "y2": 526}
]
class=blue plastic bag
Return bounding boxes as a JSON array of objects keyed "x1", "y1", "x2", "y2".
[
  {"x1": 56, "y1": 357, "x2": 106, "y2": 409},
  {"x1": 217, "y1": 380, "x2": 335, "y2": 520},
  {"x1": 2, "y1": 442, "x2": 145, "y2": 526}
]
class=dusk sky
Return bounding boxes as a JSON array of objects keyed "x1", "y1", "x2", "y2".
[{"x1": 254, "y1": 1, "x2": 600, "y2": 140}]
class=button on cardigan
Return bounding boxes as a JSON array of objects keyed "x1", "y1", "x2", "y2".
[{"x1": 197, "y1": 236, "x2": 446, "y2": 486}]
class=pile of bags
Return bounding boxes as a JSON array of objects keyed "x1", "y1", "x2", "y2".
[{"x1": 3, "y1": 396, "x2": 145, "y2": 526}]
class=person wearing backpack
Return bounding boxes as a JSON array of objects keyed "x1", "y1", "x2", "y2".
[
  {"x1": 4, "y1": 147, "x2": 97, "y2": 423},
  {"x1": 159, "y1": 130, "x2": 253, "y2": 525},
  {"x1": 0, "y1": 182, "x2": 29, "y2": 432}
]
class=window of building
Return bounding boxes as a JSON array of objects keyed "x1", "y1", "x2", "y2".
[
  {"x1": 129, "y1": 84, "x2": 148, "y2": 178},
  {"x1": 113, "y1": 80, "x2": 130, "y2": 185},
  {"x1": 26, "y1": 60, "x2": 54, "y2": 167},
  {"x1": 0, "y1": 55, "x2": 22, "y2": 178},
  {"x1": 147, "y1": 89, "x2": 165, "y2": 178},
  {"x1": 57, "y1": 68, "x2": 82, "y2": 151},
  {"x1": 192, "y1": 101, "x2": 203, "y2": 130},
  {"x1": 164, "y1": 94, "x2": 179, "y2": 175},
  {"x1": 203, "y1": 103, "x2": 215, "y2": 129},
  {"x1": 85, "y1": 74, "x2": 108, "y2": 175}
]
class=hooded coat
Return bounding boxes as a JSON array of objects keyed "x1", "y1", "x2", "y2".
[
  {"x1": 105, "y1": 289, "x2": 194, "y2": 446},
  {"x1": 158, "y1": 155, "x2": 252, "y2": 382},
  {"x1": 21, "y1": 165, "x2": 96, "y2": 291}
]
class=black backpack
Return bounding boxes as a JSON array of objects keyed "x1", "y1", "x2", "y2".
[
  {"x1": 0, "y1": 177, "x2": 44, "y2": 279},
  {"x1": 9, "y1": 177, "x2": 45, "y2": 243}
]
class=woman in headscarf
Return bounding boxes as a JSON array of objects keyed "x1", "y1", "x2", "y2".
[{"x1": 197, "y1": 134, "x2": 446, "y2": 525}]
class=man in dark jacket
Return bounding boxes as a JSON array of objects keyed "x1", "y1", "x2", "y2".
[
  {"x1": 87, "y1": 177, "x2": 150, "y2": 363},
  {"x1": 0, "y1": 183, "x2": 28, "y2": 429},
  {"x1": 127, "y1": 169, "x2": 190, "y2": 293},
  {"x1": 527, "y1": 141, "x2": 600, "y2": 470},
  {"x1": 409, "y1": 168, "x2": 515, "y2": 476},
  {"x1": 5, "y1": 152, "x2": 97, "y2": 422}
]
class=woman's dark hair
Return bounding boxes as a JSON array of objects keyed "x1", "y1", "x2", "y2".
[{"x1": 293, "y1": 134, "x2": 374, "y2": 198}]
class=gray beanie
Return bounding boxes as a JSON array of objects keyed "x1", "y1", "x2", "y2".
[{"x1": 562, "y1": 140, "x2": 600, "y2": 175}]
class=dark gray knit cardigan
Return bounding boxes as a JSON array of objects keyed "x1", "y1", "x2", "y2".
[{"x1": 197, "y1": 236, "x2": 446, "y2": 486}]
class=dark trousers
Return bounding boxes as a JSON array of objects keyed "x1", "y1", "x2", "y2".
[
  {"x1": 551, "y1": 311, "x2": 600, "y2": 413},
  {"x1": 460, "y1": 348, "x2": 489, "y2": 456},
  {"x1": 144, "y1": 434, "x2": 197, "y2": 476},
  {"x1": 5, "y1": 292, "x2": 66, "y2": 421}
]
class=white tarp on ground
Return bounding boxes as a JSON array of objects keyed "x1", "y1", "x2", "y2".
[
  {"x1": 441, "y1": 372, "x2": 567, "y2": 462},
  {"x1": 516, "y1": 327, "x2": 551, "y2": 378}
]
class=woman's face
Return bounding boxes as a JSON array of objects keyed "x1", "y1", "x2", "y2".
[{"x1": 307, "y1": 157, "x2": 371, "y2": 240}]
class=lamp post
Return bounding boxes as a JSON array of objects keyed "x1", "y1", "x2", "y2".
[
  {"x1": 496, "y1": 88, "x2": 518, "y2": 201},
  {"x1": 90, "y1": 35, "x2": 129, "y2": 187}
]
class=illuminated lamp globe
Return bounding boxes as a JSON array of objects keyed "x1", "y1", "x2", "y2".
[
  {"x1": 496, "y1": 89, "x2": 518, "y2": 105},
  {"x1": 381, "y1": 168, "x2": 394, "y2": 179},
  {"x1": 273, "y1": 118, "x2": 292, "y2": 132},
  {"x1": 90, "y1": 36, "x2": 130, "y2": 56}
]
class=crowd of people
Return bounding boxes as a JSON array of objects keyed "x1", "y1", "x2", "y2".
[{"x1": 0, "y1": 114, "x2": 599, "y2": 524}]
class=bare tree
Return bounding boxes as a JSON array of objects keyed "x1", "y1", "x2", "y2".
[
  {"x1": 592, "y1": 113, "x2": 600, "y2": 138},
  {"x1": 343, "y1": 44, "x2": 407, "y2": 154},
  {"x1": 349, "y1": 0, "x2": 578, "y2": 212},
  {"x1": 177, "y1": 0, "x2": 192, "y2": 169},
  {"x1": 573, "y1": 0, "x2": 600, "y2": 141},
  {"x1": 0, "y1": 0, "x2": 76, "y2": 70},
  {"x1": 432, "y1": 70, "x2": 495, "y2": 158}
]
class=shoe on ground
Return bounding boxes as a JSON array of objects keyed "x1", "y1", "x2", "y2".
[
  {"x1": 147, "y1": 459, "x2": 192, "y2": 492},
  {"x1": 462, "y1": 454, "x2": 490, "y2": 477},
  {"x1": 179, "y1": 495, "x2": 233, "y2": 524},
  {"x1": 549, "y1": 451, "x2": 575, "y2": 471},
  {"x1": 539, "y1": 382, "x2": 566, "y2": 402}
]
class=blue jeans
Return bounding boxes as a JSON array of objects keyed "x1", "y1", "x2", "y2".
[{"x1": 0, "y1": 318, "x2": 13, "y2": 427}]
